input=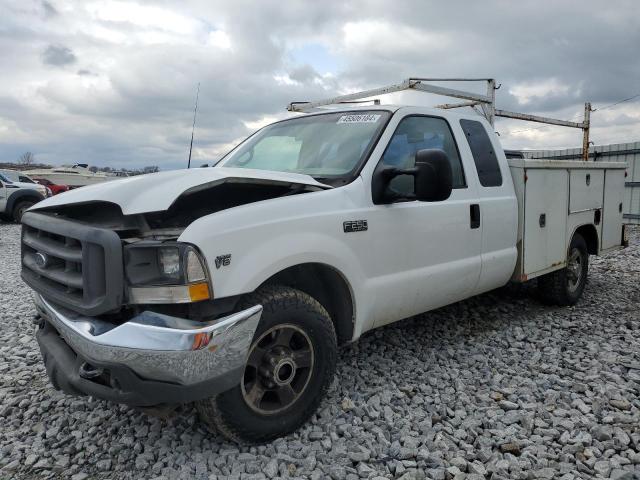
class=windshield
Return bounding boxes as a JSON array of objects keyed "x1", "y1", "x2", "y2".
[
  {"x1": 0, "y1": 170, "x2": 35, "y2": 183},
  {"x1": 218, "y1": 111, "x2": 390, "y2": 184},
  {"x1": 0, "y1": 170, "x2": 18, "y2": 182}
]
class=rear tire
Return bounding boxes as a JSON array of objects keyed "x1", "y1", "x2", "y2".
[
  {"x1": 538, "y1": 233, "x2": 589, "y2": 306},
  {"x1": 13, "y1": 200, "x2": 35, "y2": 223},
  {"x1": 197, "y1": 285, "x2": 337, "y2": 444}
]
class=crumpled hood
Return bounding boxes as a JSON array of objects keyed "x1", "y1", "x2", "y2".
[{"x1": 31, "y1": 167, "x2": 331, "y2": 215}]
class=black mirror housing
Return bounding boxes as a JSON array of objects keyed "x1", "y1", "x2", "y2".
[
  {"x1": 414, "y1": 149, "x2": 453, "y2": 202},
  {"x1": 372, "y1": 149, "x2": 453, "y2": 204}
]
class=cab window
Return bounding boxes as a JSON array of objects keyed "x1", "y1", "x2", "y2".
[
  {"x1": 380, "y1": 116, "x2": 466, "y2": 195},
  {"x1": 460, "y1": 119, "x2": 503, "y2": 187}
]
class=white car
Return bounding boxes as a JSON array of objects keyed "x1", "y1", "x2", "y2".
[
  {"x1": 0, "y1": 171, "x2": 47, "y2": 222},
  {"x1": 21, "y1": 104, "x2": 626, "y2": 442}
]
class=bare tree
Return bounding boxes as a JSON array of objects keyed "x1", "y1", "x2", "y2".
[
  {"x1": 19, "y1": 152, "x2": 35, "y2": 165},
  {"x1": 89, "y1": 166, "x2": 98, "y2": 173},
  {"x1": 142, "y1": 165, "x2": 159, "y2": 174}
]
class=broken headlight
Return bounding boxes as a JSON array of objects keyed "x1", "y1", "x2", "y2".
[{"x1": 125, "y1": 243, "x2": 211, "y2": 304}]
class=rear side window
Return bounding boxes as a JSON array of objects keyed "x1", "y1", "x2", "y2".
[{"x1": 460, "y1": 119, "x2": 502, "y2": 187}]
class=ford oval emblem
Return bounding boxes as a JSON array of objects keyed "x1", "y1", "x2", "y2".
[{"x1": 34, "y1": 252, "x2": 48, "y2": 268}]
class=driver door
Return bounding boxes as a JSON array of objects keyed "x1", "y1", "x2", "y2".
[{"x1": 365, "y1": 114, "x2": 483, "y2": 327}]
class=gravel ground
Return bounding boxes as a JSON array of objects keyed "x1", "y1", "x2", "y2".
[{"x1": 1, "y1": 221, "x2": 639, "y2": 480}]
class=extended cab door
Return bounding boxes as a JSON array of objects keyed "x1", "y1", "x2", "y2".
[
  {"x1": 364, "y1": 111, "x2": 483, "y2": 328},
  {"x1": 458, "y1": 119, "x2": 518, "y2": 293}
]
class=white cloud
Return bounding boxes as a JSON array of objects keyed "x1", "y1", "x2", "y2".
[
  {"x1": 0, "y1": 0, "x2": 638, "y2": 169},
  {"x1": 208, "y1": 30, "x2": 232, "y2": 50},
  {"x1": 0, "y1": 118, "x2": 32, "y2": 144},
  {"x1": 274, "y1": 74, "x2": 300, "y2": 86},
  {"x1": 243, "y1": 115, "x2": 280, "y2": 130},
  {"x1": 342, "y1": 20, "x2": 449, "y2": 56},
  {"x1": 88, "y1": 25, "x2": 128, "y2": 44},
  {"x1": 86, "y1": 1, "x2": 198, "y2": 35},
  {"x1": 509, "y1": 79, "x2": 573, "y2": 105}
]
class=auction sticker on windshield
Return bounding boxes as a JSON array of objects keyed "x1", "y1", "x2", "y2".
[{"x1": 337, "y1": 114, "x2": 381, "y2": 124}]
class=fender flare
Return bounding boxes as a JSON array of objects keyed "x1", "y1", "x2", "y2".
[
  {"x1": 6, "y1": 189, "x2": 45, "y2": 215},
  {"x1": 569, "y1": 223, "x2": 599, "y2": 255}
]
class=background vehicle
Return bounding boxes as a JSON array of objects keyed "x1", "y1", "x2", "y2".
[
  {"x1": 0, "y1": 172, "x2": 46, "y2": 222},
  {"x1": 32, "y1": 177, "x2": 69, "y2": 195},
  {"x1": 25, "y1": 164, "x2": 113, "y2": 188},
  {"x1": 21, "y1": 79, "x2": 627, "y2": 443},
  {"x1": 0, "y1": 169, "x2": 49, "y2": 197}
]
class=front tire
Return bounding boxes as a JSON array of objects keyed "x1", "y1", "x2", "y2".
[
  {"x1": 13, "y1": 200, "x2": 35, "y2": 223},
  {"x1": 538, "y1": 233, "x2": 589, "y2": 306},
  {"x1": 197, "y1": 285, "x2": 337, "y2": 443}
]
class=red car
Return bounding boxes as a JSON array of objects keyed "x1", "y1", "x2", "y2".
[{"x1": 33, "y1": 178, "x2": 69, "y2": 195}]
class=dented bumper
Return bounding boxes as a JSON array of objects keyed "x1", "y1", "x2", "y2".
[{"x1": 33, "y1": 293, "x2": 261, "y2": 406}]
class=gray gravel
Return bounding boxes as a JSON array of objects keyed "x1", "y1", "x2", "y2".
[{"x1": 1, "y1": 221, "x2": 640, "y2": 480}]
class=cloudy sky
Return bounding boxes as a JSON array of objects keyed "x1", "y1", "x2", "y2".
[{"x1": 1, "y1": 0, "x2": 639, "y2": 170}]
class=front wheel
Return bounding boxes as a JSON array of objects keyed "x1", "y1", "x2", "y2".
[
  {"x1": 538, "y1": 233, "x2": 589, "y2": 306},
  {"x1": 197, "y1": 285, "x2": 337, "y2": 443},
  {"x1": 13, "y1": 200, "x2": 35, "y2": 223}
]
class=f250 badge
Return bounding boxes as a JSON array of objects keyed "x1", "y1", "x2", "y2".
[
  {"x1": 215, "y1": 254, "x2": 231, "y2": 269},
  {"x1": 343, "y1": 220, "x2": 368, "y2": 233}
]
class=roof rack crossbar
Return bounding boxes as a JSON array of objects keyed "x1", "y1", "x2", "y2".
[
  {"x1": 495, "y1": 109, "x2": 586, "y2": 129},
  {"x1": 287, "y1": 77, "x2": 592, "y2": 161},
  {"x1": 434, "y1": 100, "x2": 483, "y2": 110}
]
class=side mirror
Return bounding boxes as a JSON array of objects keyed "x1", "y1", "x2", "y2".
[
  {"x1": 414, "y1": 149, "x2": 453, "y2": 202},
  {"x1": 372, "y1": 149, "x2": 453, "y2": 204}
]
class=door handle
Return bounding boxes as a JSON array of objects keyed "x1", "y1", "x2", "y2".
[{"x1": 470, "y1": 204, "x2": 480, "y2": 229}]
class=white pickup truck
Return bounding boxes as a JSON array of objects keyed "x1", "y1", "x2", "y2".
[
  {"x1": 0, "y1": 170, "x2": 47, "y2": 222},
  {"x1": 22, "y1": 104, "x2": 627, "y2": 443}
]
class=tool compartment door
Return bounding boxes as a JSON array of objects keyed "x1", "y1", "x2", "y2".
[
  {"x1": 569, "y1": 169, "x2": 604, "y2": 213},
  {"x1": 524, "y1": 169, "x2": 569, "y2": 275},
  {"x1": 601, "y1": 169, "x2": 625, "y2": 250}
]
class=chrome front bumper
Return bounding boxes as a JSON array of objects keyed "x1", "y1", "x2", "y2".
[{"x1": 33, "y1": 293, "x2": 262, "y2": 387}]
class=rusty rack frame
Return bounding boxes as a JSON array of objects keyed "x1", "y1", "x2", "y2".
[{"x1": 287, "y1": 78, "x2": 592, "y2": 161}]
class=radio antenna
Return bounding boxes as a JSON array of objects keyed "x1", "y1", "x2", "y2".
[{"x1": 187, "y1": 82, "x2": 200, "y2": 169}]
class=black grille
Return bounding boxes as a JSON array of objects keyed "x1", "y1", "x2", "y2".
[{"x1": 21, "y1": 212, "x2": 124, "y2": 316}]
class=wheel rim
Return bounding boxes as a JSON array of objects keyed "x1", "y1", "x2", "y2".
[
  {"x1": 566, "y1": 247, "x2": 583, "y2": 292},
  {"x1": 241, "y1": 324, "x2": 314, "y2": 415},
  {"x1": 16, "y1": 206, "x2": 27, "y2": 221}
]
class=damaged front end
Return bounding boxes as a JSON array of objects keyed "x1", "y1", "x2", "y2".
[
  {"x1": 23, "y1": 172, "x2": 327, "y2": 319},
  {"x1": 21, "y1": 170, "x2": 325, "y2": 405}
]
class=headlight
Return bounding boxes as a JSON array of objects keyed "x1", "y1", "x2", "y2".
[
  {"x1": 158, "y1": 247, "x2": 181, "y2": 278},
  {"x1": 125, "y1": 243, "x2": 212, "y2": 304}
]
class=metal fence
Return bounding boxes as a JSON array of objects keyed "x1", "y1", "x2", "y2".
[{"x1": 523, "y1": 142, "x2": 640, "y2": 224}]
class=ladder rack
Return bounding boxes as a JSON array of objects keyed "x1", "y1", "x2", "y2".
[{"x1": 287, "y1": 77, "x2": 591, "y2": 161}]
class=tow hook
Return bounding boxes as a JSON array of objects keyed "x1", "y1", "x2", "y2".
[
  {"x1": 32, "y1": 314, "x2": 44, "y2": 328},
  {"x1": 79, "y1": 362, "x2": 104, "y2": 380}
]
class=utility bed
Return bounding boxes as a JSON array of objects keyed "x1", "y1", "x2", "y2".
[{"x1": 509, "y1": 159, "x2": 627, "y2": 281}]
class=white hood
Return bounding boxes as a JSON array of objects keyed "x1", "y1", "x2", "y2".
[{"x1": 31, "y1": 167, "x2": 331, "y2": 215}]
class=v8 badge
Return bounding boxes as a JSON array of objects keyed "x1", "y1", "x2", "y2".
[{"x1": 215, "y1": 254, "x2": 231, "y2": 269}]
